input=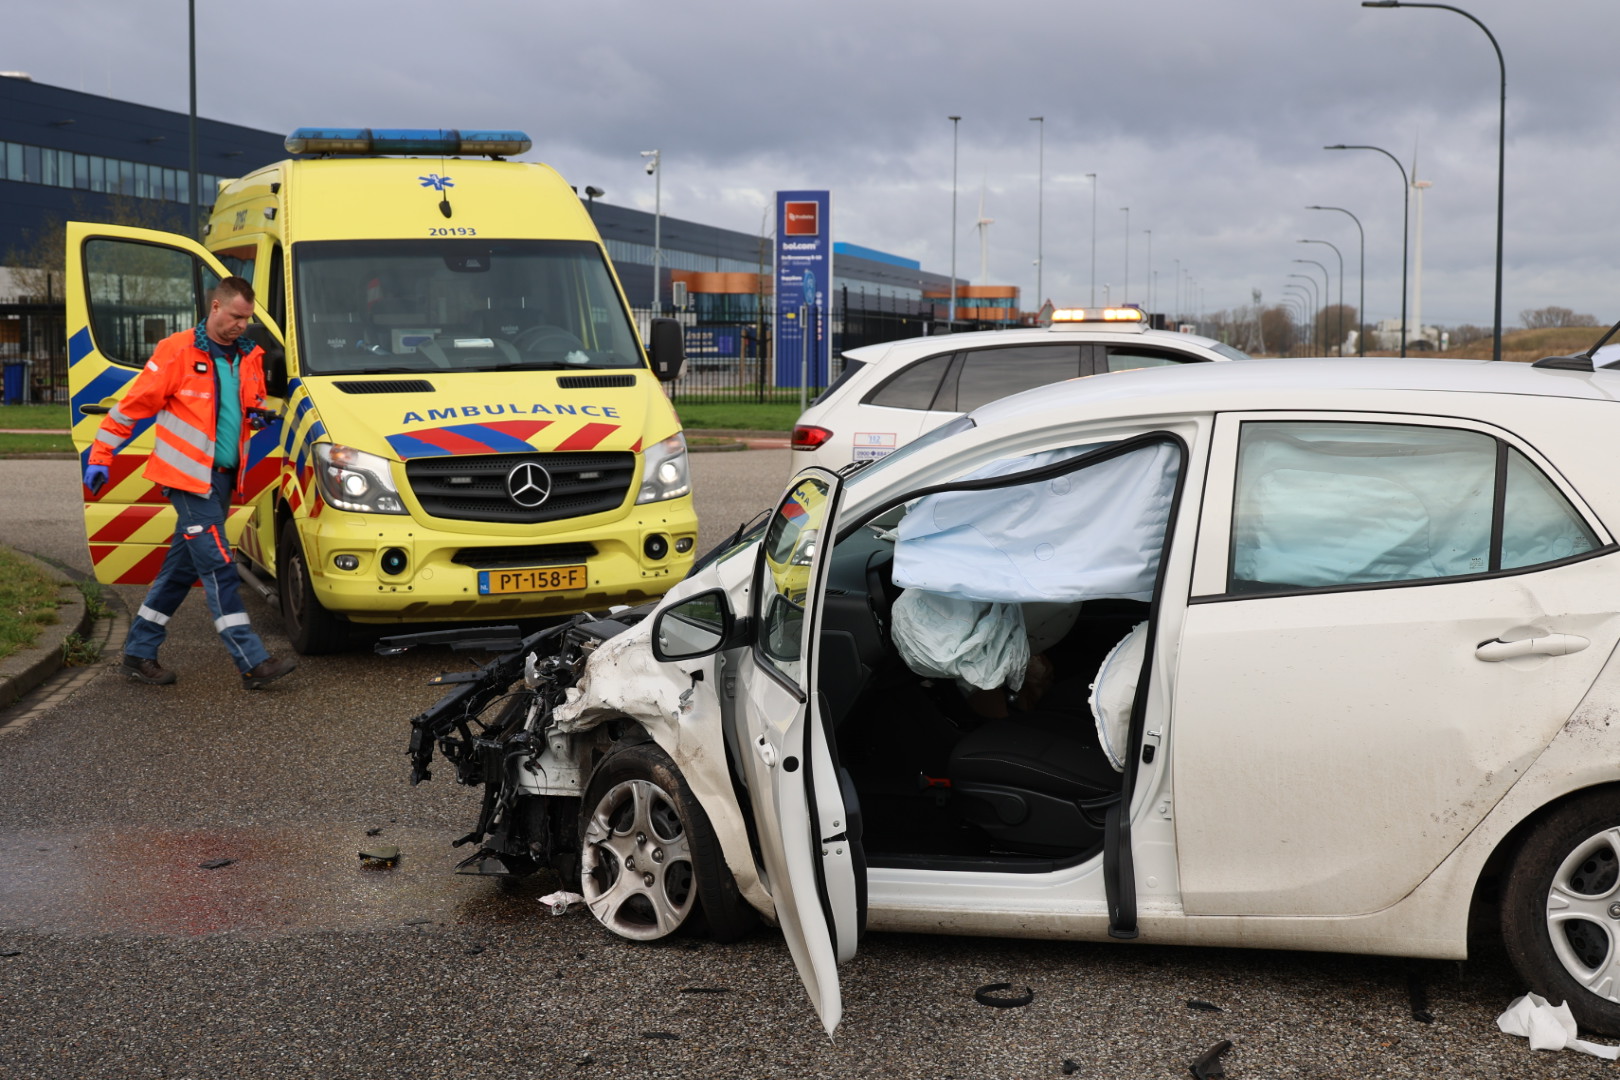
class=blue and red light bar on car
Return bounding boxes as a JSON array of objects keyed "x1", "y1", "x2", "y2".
[{"x1": 284, "y1": 128, "x2": 532, "y2": 158}]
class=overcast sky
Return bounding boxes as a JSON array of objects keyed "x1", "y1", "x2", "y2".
[{"x1": 9, "y1": 0, "x2": 1618, "y2": 331}]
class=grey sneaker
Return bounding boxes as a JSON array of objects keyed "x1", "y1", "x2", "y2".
[
  {"x1": 242, "y1": 655, "x2": 297, "y2": 690},
  {"x1": 121, "y1": 654, "x2": 177, "y2": 685}
]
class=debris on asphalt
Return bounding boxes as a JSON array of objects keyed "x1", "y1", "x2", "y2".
[
  {"x1": 0, "y1": 950, "x2": 21, "y2": 958},
  {"x1": 358, "y1": 845, "x2": 399, "y2": 867},
  {"x1": 1188, "y1": 1038, "x2": 1233, "y2": 1079},
  {"x1": 402, "y1": 917, "x2": 434, "y2": 926},
  {"x1": 1061, "y1": 1058, "x2": 1080, "y2": 1074},
  {"x1": 679, "y1": 986, "x2": 731, "y2": 994},
  {"x1": 365, "y1": 827, "x2": 383, "y2": 836},
  {"x1": 197, "y1": 858, "x2": 234, "y2": 870},
  {"x1": 539, "y1": 889, "x2": 585, "y2": 915},
  {"x1": 973, "y1": 982, "x2": 1035, "y2": 1008},
  {"x1": 642, "y1": 1031, "x2": 680, "y2": 1040},
  {"x1": 1186, "y1": 999, "x2": 1223, "y2": 1012},
  {"x1": 1496, "y1": 993, "x2": 1620, "y2": 1060}
]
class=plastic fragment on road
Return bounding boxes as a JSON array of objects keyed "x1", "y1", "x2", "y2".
[
  {"x1": 1061, "y1": 1059, "x2": 1080, "y2": 1075},
  {"x1": 1496, "y1": 993, "x2": 1620, "y2": 1059},
  {"x1": 1188, "y1": 1039, "x2": 1232, "y2": 1079},
  {"x1": 197, "y1": 858, "x2": 234, "y2": 870},
  {"x1": 973, "y1": 982, "x2": 1034, "y2": 1008},
  {"x1": 539, "y1": 889, "x2": 585, "y2": 915},
  {"x1": 1186, "y1": 998, "x2": 1223, "y2": 1012},
  {"x1": 358, "y1": 845, "x2": 399, "y2": 867}
]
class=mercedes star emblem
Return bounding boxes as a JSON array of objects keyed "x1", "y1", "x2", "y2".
[{"x1": 505, "y1": 461, "x2": 552, "y2": 508}]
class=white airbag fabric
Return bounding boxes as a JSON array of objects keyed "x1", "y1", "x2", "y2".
[
  {"x1": 1496, "y1": 993, "x2": 1620, "y2": 1059},
  {"x1": 1089, "y1": 622, "x2": 1147, "y2": 772},
  {"x1": 892, "y1": 442, "x2": 1178, "y2": 603},
  {"x1": 890, "y1": 591, "x2": 1029, "y2": 693}
]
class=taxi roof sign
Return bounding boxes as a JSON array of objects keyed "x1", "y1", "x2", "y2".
[{"x1": 1051, "y1": 306, "x2": 1145, "y2": 324}]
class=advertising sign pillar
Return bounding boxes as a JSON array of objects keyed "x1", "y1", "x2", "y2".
[{"x1": 775, "y1": 191, "x2": 831, "y2": 391}]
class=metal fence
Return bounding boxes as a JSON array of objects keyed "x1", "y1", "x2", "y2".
[
  {"x1": 0, "y1": 302, "x2": 68, "y2": 404},
  {"x1": 646, "y1": 288, "x2": 962, "y2": 406}
]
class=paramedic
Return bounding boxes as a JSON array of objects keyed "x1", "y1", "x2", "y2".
[{"x1": 83, "y1": 276, "x2": 298, "y2": 690}]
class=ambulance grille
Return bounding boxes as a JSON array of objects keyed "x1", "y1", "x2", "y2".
[
  {"x1": 406, "y1": 451, "x2": 635, "y2": 524},
  {"x1": 557, "y1": 374, "x2": 637, "y2": 389},
  {"x1": 333, "y1": 379, "x2": 437, "y2": 394}
]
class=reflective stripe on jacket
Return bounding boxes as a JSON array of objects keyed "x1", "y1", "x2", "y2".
[{"x1": 90, "y1": 325, "x2": 267, "y2": 495}]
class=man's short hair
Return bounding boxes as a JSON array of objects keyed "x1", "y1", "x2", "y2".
[{"x1": 213, "y1": 276, "x2": 255, "y2": 306}]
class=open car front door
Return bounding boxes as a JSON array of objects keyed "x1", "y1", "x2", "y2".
[
  {"x1": 66, "y1": 222, "x2": 285, "y2": 585},
  {"x1": 731, "y1": 468, "x2": 865, "y2": 1035}
]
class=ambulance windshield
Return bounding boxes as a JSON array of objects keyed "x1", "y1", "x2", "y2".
[{"x1": 293, "y1": 239, "x2": 644, "y2": 376}]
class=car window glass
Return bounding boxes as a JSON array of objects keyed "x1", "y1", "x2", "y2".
[
  {"x1": 864, "y1": 352, "x2": 954, "y2": 411},
  {"x1": 1231, "y1": 421, "x2": 1495, "y2": 592},
  {"x1": 812, "y1": 357, "x2": 867, "y2": 406},
  {"x1": 1105, "y1": 348, "x2": 1201, "y2": 373},
  {"x1": 1501, "y1": 449, "x2": 1598, "y2": 570},
  {"x1": 758, "y1": 475, "x2": 834, "y2": 686},
  {"x1": 955, "y1": 345, "x2": 1082, "y2": 412},
  {"x1": 84, "y1": 238, "x2": 220, "y2": 367}
]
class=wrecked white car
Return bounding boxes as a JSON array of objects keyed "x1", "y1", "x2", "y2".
[{"x1": 398, "y1": 347, "x2": 1620, "y2": 1036}]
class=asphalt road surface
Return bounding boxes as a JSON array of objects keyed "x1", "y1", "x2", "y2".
[{"x1": 0, "y1": 455, "x2": 1608, "y2": 1078}]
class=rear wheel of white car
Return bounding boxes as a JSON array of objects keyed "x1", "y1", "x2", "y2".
[
  {"x1": 579, "y1": 741, "x2": 754, "y2": 943},
  {"x1": 1502, "y1": 790, "x2": 1620, "y2": 1036}
]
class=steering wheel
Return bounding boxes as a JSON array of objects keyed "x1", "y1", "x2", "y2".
[{"x1": 513, "y1": 325, "x2": 586, "y2": 356}]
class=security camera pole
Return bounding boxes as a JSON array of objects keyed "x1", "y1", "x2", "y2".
[{"x1": 641, "y1": 150, "x2": 661, "y2": 316}]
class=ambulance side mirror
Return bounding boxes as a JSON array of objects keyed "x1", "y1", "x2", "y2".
[
  {"x1": 244, "y1": 323, "x2": 288, "y2": 396},
  {"x1": 648, "y1": 318, "x2": 685, "y2": 383}
]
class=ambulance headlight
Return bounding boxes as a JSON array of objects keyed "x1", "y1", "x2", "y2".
[
  {"x1": 313, "y1": 443, "x2": 407, "y2": 514},
  {"x1": 636, "y1": 433, "x2": 690, "y2": 504}
]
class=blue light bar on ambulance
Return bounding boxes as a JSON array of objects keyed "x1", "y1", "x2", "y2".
[
  {"x1": 284, "y1": 128, "x2": 533, "y2": 158},
  {"x1": 1051, "y1": 306, "x2": 1145, "y2": 324}
]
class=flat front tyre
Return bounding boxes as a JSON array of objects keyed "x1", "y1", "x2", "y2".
[
  {"x1": 579, "y1": 742, "x2": 754, "y2": 943},
  {"x1": 277, "y1": 518, "x2": 347, "y2": 655},
  {"x1": 1503, "y1": 790, "x2": 1620, "y2": 1036}
]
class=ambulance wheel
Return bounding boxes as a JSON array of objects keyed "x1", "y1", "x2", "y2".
[
  {"x1": 578, "y1": 741, "x2": 755, "y2": 943},
  {"x1": 277, "y1": 518, "x2": 347, "y2": 655}
]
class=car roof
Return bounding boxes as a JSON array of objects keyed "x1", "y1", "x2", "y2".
[
  {"x1": 841, "y1": 323, "x2": 1233, "y2": 366},
  {"x1": 967, "y1": 356, "x2": 1620, "y2": 428}
]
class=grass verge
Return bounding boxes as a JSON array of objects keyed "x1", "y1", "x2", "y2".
[
  {"x1": 0, "y1": 404, "x2": 71, "y2": 430},
  {"x1": 675, "y1": 402, "x2": 800, "y2": 432},
  {"x1": 0, "y1": 549, "x2": 63, "y2": 662}
]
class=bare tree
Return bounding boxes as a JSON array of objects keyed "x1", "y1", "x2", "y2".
[
  {"x1": 1520, "y1": 306, "x2": 1598, "y2": 330},
  {"x1": 4, "y1": 195, "x2": 187, "y2": 303}
]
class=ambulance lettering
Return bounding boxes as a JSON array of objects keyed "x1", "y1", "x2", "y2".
[{"x1": 401, "y1": 403, "x2": 620, "y2": 425}]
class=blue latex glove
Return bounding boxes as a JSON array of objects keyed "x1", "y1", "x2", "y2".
[{"x1": 84, "y1": 464, "x2": 109, "y2": 495}]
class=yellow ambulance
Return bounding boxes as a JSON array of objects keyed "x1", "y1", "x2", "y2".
[{"x1": 68, "y1": 127, "x2": 697, "y2": 652}]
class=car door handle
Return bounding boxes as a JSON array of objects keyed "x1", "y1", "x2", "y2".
[{"x1": 1475, "y1": 634, "x2": 1590, "y2": 661}]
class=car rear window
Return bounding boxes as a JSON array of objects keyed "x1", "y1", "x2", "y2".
[{"x1": 864, "y1": 352, "x2": 954, "y2": 410}]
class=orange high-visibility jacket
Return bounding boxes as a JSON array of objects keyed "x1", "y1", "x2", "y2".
[{"x1": 89, "y1": 324, "x2": 267, "y2": 495}]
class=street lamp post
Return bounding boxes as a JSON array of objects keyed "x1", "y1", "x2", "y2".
[
  {"x1": 1287, "y1": 275, "x2": 1319, "y2": 351},
  {"x1": 1326, "y1": 143, "x2": 1408, "y2": 356},
  {"x1": 1030, "y1": 116, "x2": 1044, "y2": 311},
  {"x1": 1280, "y1": 296, "x2": 1306, "y2": 354},
  {"x1": 187, "y1": 0, "x2": 198, "y2": 238},
  {"x1": 640, "y1": 150, "x2": 661, "y2": 315},
  {"x1": 1173, "y1": 258, "x2": 1181, "y2": 324},
  {"x1": 1144, "y1": 229, "x2": 1152, "y2": 314},
  {"x1": 949, "y1": 116, "x2": 961, "y2": 326},
  {"x1": 1300, "y1": 239, "x2": 1345, "y2": 354},
  {"x1": 1119, "y1": 207, "x2": 1130, "y2": 304},
  {"x1": 1086, "y1": 173, "x2": 1097, "y2": 307},
  {"x1": 1294, "y1": 260, "x2": 1331, "y2": 351},
  {"x1": 1362, "y1": 1, "x2": 1505, "y2": 362},
  {"x1": 1307, "y1": 205, "x2": 1366, "y2": 356}
]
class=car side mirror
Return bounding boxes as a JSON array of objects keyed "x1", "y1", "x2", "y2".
[
  {"x1": 652, "y1": 588, "x2": 745, "y2": 660},
  {"x1": 648, "y1": 317, "x2": 686, "y2": 383}
]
